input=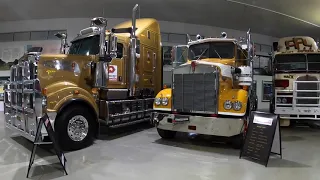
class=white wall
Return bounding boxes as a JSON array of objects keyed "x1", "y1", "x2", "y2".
[
  {"x1": 0, "y1": 18, "x2": 277, "y2": 77},
  {"x1": 254, "y1": 75, "x2": 273, "y2": 111},
  {"x1": 0, "y1": 18, "x2": 278, "y2": 45}
]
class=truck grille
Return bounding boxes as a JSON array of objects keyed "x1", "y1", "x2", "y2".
[
  {"x1": 296, "y1": 76, "x2": 318, "y2": 105},
  {"x1": 172, "y1": 72, "x2": 219, "y2": 114},
  {"x1": 3, "y1": 54, "x2": 42, "y2": 141}
]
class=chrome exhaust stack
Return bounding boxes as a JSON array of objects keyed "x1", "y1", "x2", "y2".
[
  {"x1": 129, "y1": 4, "x2": 139, "y2": 97},
  {"x1": 246, "y1": 29, "x2": 253, "y2": 80},
  {"x1": 91, "y1": 17, "x2": 118, "y2": 89},
  {"x1": 109, "y1": 4, "x2": 139, "y2": 96}
]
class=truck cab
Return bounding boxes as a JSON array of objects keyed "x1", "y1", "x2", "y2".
[{"x1": 3, "y1": 4, "x2": 163, "y2": 151}]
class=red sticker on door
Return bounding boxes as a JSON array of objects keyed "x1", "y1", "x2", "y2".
[{"x1": 108, "y1": 65, "x2": 117, "y2": 81}]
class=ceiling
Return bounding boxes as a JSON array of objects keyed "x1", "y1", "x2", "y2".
[{"x1": 0, "y1": 0, "x2": 319, "y2": 38}]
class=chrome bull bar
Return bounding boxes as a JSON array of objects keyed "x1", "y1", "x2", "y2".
[
  {"x1": 275, "y1": 81, "x2": 320, "y2": 120},
  {"x1": 4, "y1": 57, "x2": 45, "y2": 142}
]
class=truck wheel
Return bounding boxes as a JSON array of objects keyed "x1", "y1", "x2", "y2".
[
  {"x1": 55, "y1": 105, "x2": 96, "y2": 151},
  {"x1": 157, "y1": 128, "x2": 176, "y2": 139},
  {"x1": 231, "y1": 133, "x2": 244, "y2": 149}
]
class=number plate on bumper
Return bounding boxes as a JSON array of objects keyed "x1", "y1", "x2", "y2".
[{"x1": 174, "y1": 115, "x2": 189, "y2": 123}]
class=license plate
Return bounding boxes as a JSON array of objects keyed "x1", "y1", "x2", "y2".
[{"x1": 174, "y1": 115, "x2": 189, "y2": 123}]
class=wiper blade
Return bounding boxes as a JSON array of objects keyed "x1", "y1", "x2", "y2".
[
  {"x1": 213, "y1": 48, "x2": 222, "y2": 59},
  {"x1": 196, "y1": 48, "x2": 208, "y2": 61}
]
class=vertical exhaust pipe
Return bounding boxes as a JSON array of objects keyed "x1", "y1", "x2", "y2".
[
  {"x1": 247, "y1": 29, "x2": 253, "y2": 80},
  {"x1": 129, "y1": 4, "x2": 139, "y2": 96}
]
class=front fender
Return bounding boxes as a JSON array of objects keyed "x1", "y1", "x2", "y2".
[
  {"x1": 153, "y1": 88, "x2": 172, "y2": 111},
  {"x1": 45, "y1": 82, "x2": 98, "y2": 115}
]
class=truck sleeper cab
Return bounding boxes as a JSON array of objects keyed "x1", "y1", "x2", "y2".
[
  {"x1": 152, "y1": 31, "x2": 257, "y2": 148},
  {"x1": 3, "y1": 4, "x2": 163, "y2": 151}
]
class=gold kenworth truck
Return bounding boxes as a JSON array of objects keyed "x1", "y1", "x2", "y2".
[
  {"x1": 152, "y1": 31, "x2": 257, "y2": 147},
  {"x1": 4, "y1": 4, "x2": 163, "y2": 150}
]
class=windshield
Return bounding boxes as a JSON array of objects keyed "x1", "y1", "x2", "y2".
[
  {"x1": 69, "y1": 35, "x2": 124, "y2": 58},
  {"x1": 275, "y1": 54, "x2": 320, "y2": 72},
  {"x1": 188, "y1": 42, "x2": 235, "y2": 60},
  {"x1": 69, "y1": 35, "x2": 100, "y2": 55}
]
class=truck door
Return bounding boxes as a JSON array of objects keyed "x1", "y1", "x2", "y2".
[
  {"x1": 142, "y1": 47, "x2": 155, "y2": 88},
  {"x1": 108, "y1": 43, "x2": 126, "y2": 88}
]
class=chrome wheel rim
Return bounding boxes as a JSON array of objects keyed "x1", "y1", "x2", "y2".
[{"x1": 67, "y1": 115, "x2": 89, "y2": 142}]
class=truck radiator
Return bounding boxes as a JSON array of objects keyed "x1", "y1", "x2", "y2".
[
  {"x1": 296, "y1": 76, "x2": 318, "y2": 105},
  {"x1": 172, "y1": 72, "x2": 219, "y2": 114}
]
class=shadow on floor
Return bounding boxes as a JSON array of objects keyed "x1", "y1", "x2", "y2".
[
  {"x1": 267, "y1": 158, "x2": 310, "y2": 168},
  {"x1": 0, "y1": 135, "x2": 59, "y2": 167},
  {"x1": 281, "y1": 135, "x2": 305, "y2": 142},
  {"x1": 98, "y1": 122, "x2": 154, "y2": 141},
  {"x1": 12, "y1": 161, "x2": 67, "y2": 180},
  {"x1": 154, "y1": 133, "x2": 240, "y2": 156}
]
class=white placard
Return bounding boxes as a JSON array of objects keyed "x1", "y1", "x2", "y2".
[
  {"x1": 253, "y1": 116, "x2": 273, "y2": 126},
  {"x1": 108, "y1": 65, "x2": 118, "y2": 81}
]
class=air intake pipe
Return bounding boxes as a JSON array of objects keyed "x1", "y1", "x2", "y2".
[
  {"x1": 91, "y1": 17, "x2": 118, "y2": 88},
  {"x1": 54, "y1": 32, "x2": 68, "y2": 54}
]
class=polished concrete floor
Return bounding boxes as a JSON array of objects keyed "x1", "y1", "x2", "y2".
[{"x1": 0, "y1": 115, "x2": 320, "y2": 180}]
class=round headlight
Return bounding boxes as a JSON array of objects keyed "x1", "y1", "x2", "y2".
[
  {"x1": 162, "y1": 97, "x2": 169, "y2": 106},
  {"x1": 282, "y1": 98, "x2": 287, "y2": 104},
  {"x1": 155, "y1": 98, "x2": 161, "y2": 106},
  {"x1": 224, "y1": 100, "x2": 232, "y2": 110},
  {"x1": 276, "y1": 98, "x2": 281, "y2": 103},
  {"x1": 233, "y1": 101, "x2": 242, "y2": 111}
]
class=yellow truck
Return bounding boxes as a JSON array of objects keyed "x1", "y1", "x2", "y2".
[
  {"x1": 152, "y1": 31, "x2": 257, "y2": 148},
  {"x1": 4, "y1": 4, "x2": 163, "y2": 150}
]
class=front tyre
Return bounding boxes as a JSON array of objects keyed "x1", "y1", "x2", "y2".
[
  {"x1": 157, "y1": 128, "x2": 176, "y2": 139},
  {"x1": 231, "y1": 133, "x2": 244, "y2": 149},
  {"x1": 55, "y1": 105, "x2": 96, "y2": 151}
]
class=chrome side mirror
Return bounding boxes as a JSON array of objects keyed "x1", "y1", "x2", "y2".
[
  {"x1": 105, "y1": 33, "x2": 118, "y2": 59},
  {"x1": 27, "y1": 55, "x2": 36, "y2": 63}
]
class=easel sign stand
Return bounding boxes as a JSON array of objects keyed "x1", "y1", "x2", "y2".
[
  {"x1": 27, "y1": 113, "x2": 68, "y2": 178},
  {"x1": 240, "y1": 111, "x2": 282, "y2": 167}
]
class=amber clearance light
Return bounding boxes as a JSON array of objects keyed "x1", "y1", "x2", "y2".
[{"x1": 42, "y1": 88, "x2": 47, "y2": 96}]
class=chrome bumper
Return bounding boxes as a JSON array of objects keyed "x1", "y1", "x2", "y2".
[{"x1": 152, "y1": 112, "x2": 245, "y2": 137}]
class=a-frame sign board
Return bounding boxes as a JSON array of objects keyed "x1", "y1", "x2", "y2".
[
  {"x1": 240, "y1": 111, "x2": 282, "y2": 167},
  {"x1": 27, "y1": 114, "x2": 68, "y2": 178}
]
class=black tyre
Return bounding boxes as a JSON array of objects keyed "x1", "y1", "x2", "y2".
[
  {"x1": 55, "y1": 105, "x2": 96, "y2": 151},
  {"x1": 231, "y1": 133, "x2": 244, "y2": 149},
  {"x1": 308, "y1": 122, "x2": 320, "y2": 129},
  {"x1": 157, "y1": 128, "x2": 176, "y2": 139}
]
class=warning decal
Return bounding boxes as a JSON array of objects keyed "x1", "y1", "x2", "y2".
[{"x1": 108, "y1": 65, "x2": 117, "y2": 81}]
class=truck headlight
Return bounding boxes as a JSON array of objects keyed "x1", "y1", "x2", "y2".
[
  {"x1": 276, "y1": 98, "x2": 281, "y2": 103},
  {"x1": 161, "y1": 97, "x2": 169, "y2": 106},
  {"x1": 224, "y1": 100, "x2": 232, "y2": 110},
  {"x1": 155, "y1": 98, "x2": 161, "y2": 106},
  {"x1": 42, "y1": 96, "x2": 47, "y2": 107},
  {"x1": 233, "y1": 101, "x2": 242, "y2": 111}
]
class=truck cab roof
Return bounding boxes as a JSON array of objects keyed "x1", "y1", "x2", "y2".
[{"x1": 72, "y1": 18, "x2": 160, "y2": 42}]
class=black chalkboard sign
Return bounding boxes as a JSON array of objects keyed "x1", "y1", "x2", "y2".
[
  {"x1": 27, "y1": 114, "x2": 68, "y2": 178},
  {"x1": 240, "y1": 111, "x2": 282, "y2": 167}
]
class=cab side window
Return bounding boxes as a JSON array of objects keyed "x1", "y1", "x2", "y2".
[{"x1": 117, "y1": 43, "x2": 124, "y2": 58}]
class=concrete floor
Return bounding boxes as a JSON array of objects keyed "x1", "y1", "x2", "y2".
[{"x1": 0, "y1": 115, "x2": 320, "y2": 180}]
